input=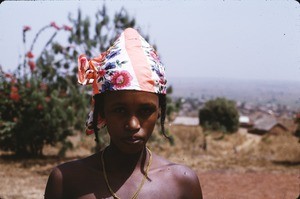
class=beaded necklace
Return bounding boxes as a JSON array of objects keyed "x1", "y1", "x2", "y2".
[{"x1": 101, "y1": 147, "x2": 152, "y2": 199}]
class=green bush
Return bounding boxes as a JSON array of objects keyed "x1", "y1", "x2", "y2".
[
  {"x1": 199, "y1": 97, "x2": 239, "y2": 133},
  {"x1": 295, "y1": 113, "x2": 300, "y2": 139},
  {"x1": 0, "y1": 72, "x2": 86, "y2": 156},
  {"x1": 0, "y1": 19, "x2": 88, "y2": 156}
]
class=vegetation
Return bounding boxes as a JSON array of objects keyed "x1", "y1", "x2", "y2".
[
  {"x1": 166, "y1": 86, "x2": 180, "y2": 119},
  {"x1": 0, "y1": 21, "x2": 86, "y2": 157},
  {"x1": 199, "y1": 97, "x2": 239, "y2": 133},
  {"x1": 0, "y1": 5, "x2": 165, "y2": 157}
]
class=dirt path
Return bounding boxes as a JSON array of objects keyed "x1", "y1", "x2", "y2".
[
  {"x1": 0, "y1": 158, "x2": 299, "y2": 199},
  {"x1": 0, "y1": 160, "x2": 48, "y2": 199},
  {"x1": 199, "y1": 170, "x2": 300, "y2": 199},
  {"x1": 236, "y1": 128, "x2": 262, "y2": 152}
]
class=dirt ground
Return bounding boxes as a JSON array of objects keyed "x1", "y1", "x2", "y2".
[{"x1": 1, "y1": 126, "x2": 299, "y2": 199}]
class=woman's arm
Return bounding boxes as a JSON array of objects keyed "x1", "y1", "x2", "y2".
[
  {"x1": 44, "y1": 167, "x2": 63, "y2": 199},
  {"x1": 176, "y1": 165, "x2": 203, "y2": 199}
]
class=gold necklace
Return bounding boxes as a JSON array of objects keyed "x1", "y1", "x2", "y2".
[{"x1": 101, "y1": 147, "x2": 152, "y2": 199}]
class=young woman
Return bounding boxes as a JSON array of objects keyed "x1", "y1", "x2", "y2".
[{"x1": 45, "y1": 28, "x2": 203, "y2": 199}]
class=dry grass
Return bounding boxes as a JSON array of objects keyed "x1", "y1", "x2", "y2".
[
  {"x1": 1, "y1": 125, "x2": 299, "y2": 198},
  {"x1": 149, "y1": 125, "x2": 300, "y2": 173}
]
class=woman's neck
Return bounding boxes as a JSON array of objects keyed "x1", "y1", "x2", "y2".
[{"x1": 103, "y1": 143, "x2": 146, "y2": 173}]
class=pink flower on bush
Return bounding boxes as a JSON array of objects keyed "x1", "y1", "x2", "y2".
[
  {"x1": 11, "y1": 78, "x2": 17, "y2": 84},
  {"x1": 23, "y1": 26, "x2": 31, "y2": 32},
  {"x1": 28, "y1": 61, "x2": 36, "y2": 71},
  {"x1": 26, "y1": 82, "x2": 31, "y2": 88},
  {"x1": 11, "y1": 86, "x2": 18, "y2": 93},
  {"x1": 26, "y1": 51, "x2": 34, "y2": 58},
  {"x1": 10, "y1": 93, "x2": 20, "y2": 102},
  {"x1": 111, "y1": 71, "x2": 132, "y2": 89},
  {"x1": 40, "y1": 82, "x2": 47, "y2": 91},
  {"x1": 5, "y1": 73, "x2": 13, "y2": 78},
  {"x1": 4, "y1": 73, "x2": 17, "y2": 84},
  {"x1": 37, "y1": 104, "x2": 43, "y2": 110},
  {"x1": 45, "y1": 96, "x2": 51, "y2": 103},
  {"x1": 10, "y1": 86, "x2": 20, "y2": 102},
  {"x1": 40, "y1": 83, "x2": 47, "y2": 90},
  {"x1": 63, "y1": 25, "x2": 72, "y2": 31},
  {"x1": 50, "y1": 22, "x2": 60, "y2": 30}
]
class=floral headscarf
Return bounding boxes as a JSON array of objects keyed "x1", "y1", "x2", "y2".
[{"x1": 78, "y1": 28, "x2": 167, "y2": 135}]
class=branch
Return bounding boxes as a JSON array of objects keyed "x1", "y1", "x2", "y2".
[
  {"x1": 42, "y1": 31, "x2": 58, "y2": 52},
  {"x1": 30, "y1": 25, "x2": 51, "y2": 52}
]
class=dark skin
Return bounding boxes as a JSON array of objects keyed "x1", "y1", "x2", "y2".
[{"x1": 45, "y1": 90, "x2": 203, "y2": 199}]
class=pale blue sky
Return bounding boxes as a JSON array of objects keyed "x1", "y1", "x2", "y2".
[{"x1": 0, "y1": 0, "x2": 299, "y2": 82}]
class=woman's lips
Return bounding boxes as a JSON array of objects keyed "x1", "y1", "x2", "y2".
[{"x1": 122, "y1": 137, "x2": 144, "y2": 144}]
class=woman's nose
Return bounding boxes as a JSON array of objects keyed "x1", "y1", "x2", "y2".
[{"x1": 125, "y1": 115, "x2": 141, "y2": 130}]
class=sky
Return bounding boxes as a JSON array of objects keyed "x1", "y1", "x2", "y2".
[{"x1": 0, "y1": 0, "x2": 300, "y2": 83}]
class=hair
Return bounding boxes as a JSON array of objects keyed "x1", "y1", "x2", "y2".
[{"x1": 92, "y1": 93, "x2": 168, "y2": 143}]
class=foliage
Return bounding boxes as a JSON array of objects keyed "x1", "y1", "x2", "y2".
[
  {"x1": 166, "y1": 85, "x2": 178, "y2": 119},
  {"x1": 0, "y1": 5, "x2": 171, "y2": 156},
  {"x1": 199, "y1": 97, "x2": 239, "y2": 133},
  {"x1": 0, "y1": 21, "x2": 88, "y2": 156}
]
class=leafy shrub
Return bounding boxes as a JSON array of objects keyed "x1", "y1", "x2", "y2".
[
  {"x1": 199, "y1": 97, "x2": 239, "y2": 133},
  {"x1": 0, "y1": 20, "x2": 89, "y2": 156},
  {"x1": 294, "y1": 113, "x2": 300, "y2": 140}
]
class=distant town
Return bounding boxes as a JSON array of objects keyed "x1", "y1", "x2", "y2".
[{"x1": 169, "y1": 77, "x2": 300, "y2": 135}]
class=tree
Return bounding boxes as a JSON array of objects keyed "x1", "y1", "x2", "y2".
[
  {"x1": 166, "y1": 85, "x2": 178, "y2": 118},
  {"x1": 0, "y1": 5, "x2": 154, "y2": 157},
  {"x1": 199, "y1": 97, "x2": 239, "y2": 133},
  {"x1": 0, "y1": 22, "x2": 88, "y2": 157}
]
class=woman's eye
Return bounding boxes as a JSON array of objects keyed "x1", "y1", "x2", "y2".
[
  {"x1": 114, "y1": 107, "x2": 126, "y2": 113},
  {"x1": 140, "y1": 107, "x2": 155, "y2": 115}
]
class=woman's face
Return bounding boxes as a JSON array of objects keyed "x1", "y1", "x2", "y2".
[{"x1": 102, "y1": 90, "x2": 160, "y2": 154}]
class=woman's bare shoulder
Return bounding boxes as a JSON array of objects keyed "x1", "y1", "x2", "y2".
[
  {"x1": 45, "y1": 153, "x2": 101, "y2": 198},
  {"x1": 150, "y1": 153, "x2": 203, "y2": 199},
  {"x1": 54, "y1": 152, "x2": 100, "y2": 171},
  {"x1": 151, "y1": 153, "x2": 196, "y2": 175}
]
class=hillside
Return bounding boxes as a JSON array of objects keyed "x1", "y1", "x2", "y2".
[{"x1": 168, "y1": 77, "x2": 300, "y2": 110}]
